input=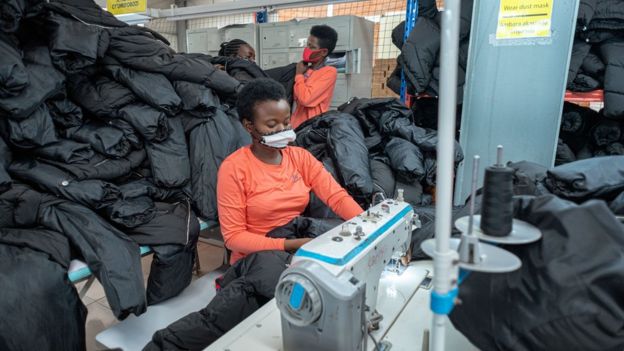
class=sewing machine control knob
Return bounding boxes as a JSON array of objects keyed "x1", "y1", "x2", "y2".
[{"x1": 339, "y1": 224, "x2": 351, "y2": 236}]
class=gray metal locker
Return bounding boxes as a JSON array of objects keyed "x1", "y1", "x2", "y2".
[
  {"x1": 186, "y1": 28, "x2": 221, "y2": 55},
  {"x1": 259, "y1": 24, "x2": 290, "y2": 50},
  {"x1": 261, "y1": 52, "x2": 291, "y2": 70},
  {"x1": 222, "y1": 24, "x2": 257, "y2": 51}
]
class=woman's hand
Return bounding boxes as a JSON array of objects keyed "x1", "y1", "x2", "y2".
[
  {"x1": 284, "y1": 238, "x2": 313, "y2": 251},
  {"x1": 296, "y1": 61, "x2": 309, "y2": 75}
]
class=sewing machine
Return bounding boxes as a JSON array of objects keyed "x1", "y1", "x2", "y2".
[
  {"x1": 205, "y1": 197, "x2": 477, "y2": 351},
  {"x1": 275, "y1": 197, "x2": 414, "y2": 351}
]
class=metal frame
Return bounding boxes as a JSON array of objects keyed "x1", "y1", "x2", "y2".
[
  {"x1": 400, "y1": 0, "x2": 419, "y2": 103},
  {"x1": 146, "y1": 0, "x2": 367, "y2": 21},
  {"x1": 431, "y1": 1, "x2": 461, "y2": 350}
]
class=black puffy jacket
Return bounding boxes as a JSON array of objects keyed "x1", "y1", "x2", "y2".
[
  {"x1": 0, "y1": 184, "x2": 146, "y2": 319},
  {"x1": 600, "y1": 38, "x2": 624, "y2": 118},
  {"x1": 210, "y1": 56, "x2": 268, "y2": 82},
  {"x1": 119, "y1": 103, "x2": 169, "y2": 142},
  {"x1": 9, "y1": 158, "x2": 120, "y2": 209},
  {"x1": 0, "y1": 0, "x2": 45, "y2": 32},
  {"x1": 107, "y1": 27, "x2": 241, "y2": 98},
  {"x1": 104, "y1": 58, "x2": 181, "y2": 116},
  {"x1": 0, "y1": 45, "x2": 65, "y2": 119},
  {"x1": 0, "y1": 33, "x2": 28, "y2": 98},
  {"x1": 451, "y1": 195, "x2": 624, "y2": 351},
  {"x1": 33, "y1": 139, "x2": 93, "y2": 164},
  {"x1": 46, "y1": 12, "x2": 109, "y2": 74},
  {"x1": 384, "y1": 137, "x2": 425, "y2": 183},
  {"x1": 185, "y1": 108, "x2": 250, "y2": 222},
  {"x1": 145, "y1": 117, "x2": 191, "y2": 188},
  {"x1": 63, "y1": 119, "x2": 131, "y2": 158},
  {"x1": 545, "y1": 156, "x2": 624, "y2": 201},
  {"x1": 2, "y1": 103, "x2": 57, "y2": 148},
  {"x1": 0, "y1": 235, "x2": 86, "y2": 351},
  {"x1": 392, "y1": 0, "x2": 473, "y2": 98},
  {"x1": 47, "y1": 94, "x2": 83, "y2": 129},
  {"x1": 41, "y1": 148, "x2": 146, "y2": 180},
  {"x1": 67, "y1": 71, "x2": 136, "y2": 118},
  {"x1": 0, "y1": 136, "x2": 11, "y2": 193},
  {"x1": 174, "y1": 80, "x2": 220, "y2": 117},
  {"x1": 295, "y1": 111, "x2": 373, "y2": 200}
]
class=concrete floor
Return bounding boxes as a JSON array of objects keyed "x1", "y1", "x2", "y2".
[{"x1": 78, "y1": 241, "x2": 226, "y2": 351}]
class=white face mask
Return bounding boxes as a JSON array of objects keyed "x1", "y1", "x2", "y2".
[{"x1": 259, "y1": 129, "x2": 296, "y2": 149}]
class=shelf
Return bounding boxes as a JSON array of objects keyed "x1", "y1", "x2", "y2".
[
  {"x1": 405, "y1": 93, "x2": 436, "y2": 106},
  {"x1": 564, "y1": 89, "x2": 604, "y2": 103}
]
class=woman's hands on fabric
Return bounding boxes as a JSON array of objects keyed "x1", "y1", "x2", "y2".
[{"x1": 284, "y1": 238, "x2": 313, "y2": 251}]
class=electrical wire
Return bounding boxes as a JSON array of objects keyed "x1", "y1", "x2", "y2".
[{"x1": 368, "y1": 330, "x2": 381, "y2": 351}]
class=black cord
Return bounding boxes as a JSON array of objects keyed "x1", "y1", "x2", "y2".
[{"x1": 368, "y1": 330, "x2": 381, "y2": 351}]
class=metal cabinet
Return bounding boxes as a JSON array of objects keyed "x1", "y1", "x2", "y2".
[
  {"x1": 187, "y1": 23, "x2": 257, "y2": 56},
  {"x1": 259, "y1": 24, "x2": 289, "y2": 50},
  {"x1": 260, "y1": 52, "x2": 290, "y2": 70},
  {"x1": 222, "y1": 24, "x2": 258, "y2": 50},
  {"x1": 187, "y1": 28, "x2": 221, "y2": 56}
]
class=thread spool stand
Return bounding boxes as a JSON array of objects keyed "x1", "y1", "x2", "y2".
[
  {"x1": 456, "y1": 146, "x2": 542, "y2": 245},
  {"x1": 421, "y1": 155, "x2": 522, "y2": 273}
]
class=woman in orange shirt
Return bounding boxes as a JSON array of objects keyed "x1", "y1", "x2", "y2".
[{"x1": 145, "y1": 78, "x2": 363, "y2": 351}]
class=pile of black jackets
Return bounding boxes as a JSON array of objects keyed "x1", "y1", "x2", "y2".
[
  {"x1": 557, "y1": 102, "x2": 624, "y2": 165},
  {"x1": 0, "y1": 0, "x2": 252, "y2": 350},
  {"x1": 567, "y1": 0, "x2": 624, "y2": 118},
  {"x1": 385, "y1": 0, "x2": 474, "y2": 102},
  {"x1": 450, "y1": 194, "x2": 624, "y2": 351},
  {"x1": 409, "y1": 157, "x2": 624, "y2": 350},
  {"x1": 411, "y1": 155, "x2": 624, "y2": 258},
  {"x1": 295, "y1": 97, "x2": 463, "y2": 215}
]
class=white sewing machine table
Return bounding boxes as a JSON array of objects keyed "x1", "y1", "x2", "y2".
[{"x1": 206, "y1": 261, "x2": 476, "y2": 351}]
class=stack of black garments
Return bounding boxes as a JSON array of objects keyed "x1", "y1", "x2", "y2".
[
  {"x1": 385, "y1": 0, "x2": 474, "y2": 102},
  {"x1": 446, "y1": 156, "x2": 624, "y2": 351},
  {"x1": 0, "y1": 0, "x2": 251, "y2": 350},
  {"x1": 557, "y1": 102, "x2": 624, "y2": 165},
  {"x1": 567, "y1": 0, "x2": 624, "y2": 118},
  {"x1": 295, "y1": 97, "x2": 463, "y2": 223}
]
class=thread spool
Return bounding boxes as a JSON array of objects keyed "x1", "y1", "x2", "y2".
[{"x1": 480, "y1": 146, "x2": 514, "y2": 237}]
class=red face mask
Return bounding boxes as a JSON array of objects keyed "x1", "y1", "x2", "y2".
[{"x1": 302, "y1": 47, "x2": 324, "y2": 63}]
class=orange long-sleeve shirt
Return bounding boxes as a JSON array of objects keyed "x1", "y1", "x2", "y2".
[
  {"x1": 216, "y1": 146, "x2": 363, "y2": 264},
  {"x1": 291, "y1": 65, "x2": 337, "y2": 129}
]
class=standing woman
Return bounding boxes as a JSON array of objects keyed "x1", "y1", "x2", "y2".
[{"x1": 144, "y1": 78, "x2": 363, "y2": 351}]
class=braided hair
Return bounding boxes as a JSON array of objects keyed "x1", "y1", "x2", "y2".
[{"x1": 218, "y1": 39, "x2": 250, "y2": 57}]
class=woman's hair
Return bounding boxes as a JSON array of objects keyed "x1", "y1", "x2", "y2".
[
  {"x1": 236, "y1": 78, "x2": 287, "y2": 122},
  {"x1": 218, "y1": 39, "x2": 250, "y2": 57}
]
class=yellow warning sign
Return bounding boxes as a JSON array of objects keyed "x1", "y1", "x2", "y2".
[
  {"x1": 496, "y1": 0, "x2": 553, "y2": 39},
  {"x1": 107, "y1": 0, "x2": 147, "y2": 15}
]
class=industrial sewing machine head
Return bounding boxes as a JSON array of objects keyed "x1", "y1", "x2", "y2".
[{"x1": 275, "y1": 194, "x2": 417, "y2": 351}]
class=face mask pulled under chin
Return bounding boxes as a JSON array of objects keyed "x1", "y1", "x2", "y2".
[{"x1": 257, "y1": 129, "x2": 297, "y2": 149}]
